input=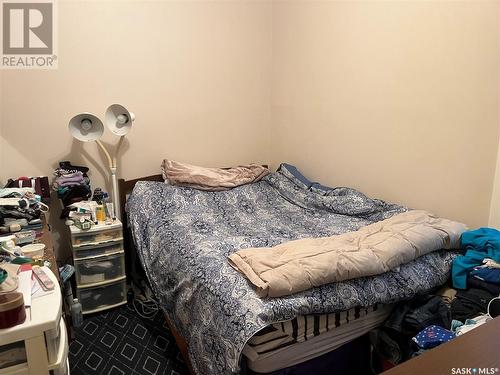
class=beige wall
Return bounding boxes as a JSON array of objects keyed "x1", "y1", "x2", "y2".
[
  {"x1": 1, "y1": 1, "x2": 499, "y2": 259},
  {"x1": 1, "y1": 71, "x2": 3, "y2": 171},
  {"x1": 271, "y1": 0, "x2": 500, "y2": 229},
  {"x1": 1, "y1": 1, "x2": 272, "y2": 186},
  {"x1": 0, "y1": 1, "x2": 272, "y2": 258},
  {"x1": 490, "y1": 143, "x2": 500, "y2": 227}
]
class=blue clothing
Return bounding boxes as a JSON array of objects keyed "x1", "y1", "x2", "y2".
[
  {"x1": 452, "y1": 228, "x2": 500, "y2": 289},
  {"x1": 470, "y1": 268, "x2": 500, "y2": 284}
]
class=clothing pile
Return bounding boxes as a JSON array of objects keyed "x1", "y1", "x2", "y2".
[
  {"x1": 3, "y1": 176, "x2": 50, "y2": 204},
  {"x1": 371, "y1": 228, "x2": 500, "y2": 373},
  {"x1": 451, "y1": 228, "x2": 500, "y2": 322},
  {"x1": 369, "y1": 293, "x2": 453, "y2": 371},
  {"x1": 53, "y1": 161, "x2": 91, "y2": 218},
  {"x1": 0, "y1": 187, "x2": 46, "y2": 234}
]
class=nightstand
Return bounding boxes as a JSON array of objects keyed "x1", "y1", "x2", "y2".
[{"x1": 69, "y1": 220, "x2": 127, "y2": 314}]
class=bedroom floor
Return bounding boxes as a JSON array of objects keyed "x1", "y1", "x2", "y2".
[{"x1": 68, "y1": 304, "x2": 189, "y2": 375}]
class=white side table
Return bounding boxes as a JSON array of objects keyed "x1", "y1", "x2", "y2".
[{"x1": 0, "y1": 267, "x2": 69, "y2": 375}]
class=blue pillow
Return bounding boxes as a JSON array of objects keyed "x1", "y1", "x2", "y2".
[{"x1": 278, "y1": 163, "x2": 333, "y2": 193}]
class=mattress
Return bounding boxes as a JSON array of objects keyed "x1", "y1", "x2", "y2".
[{"x1": 243, "y1": 304, "x2": 394, "y2": 373}]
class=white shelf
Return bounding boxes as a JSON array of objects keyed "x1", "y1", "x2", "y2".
[
  {"x1": 48, "y1": 320, "x2": 68, "y2": 371},
  {"x1": 82, "y1": 300, "x2": 127, "y2": 315},
  {"x1": 0, "y1": 268, "x2": 61, "y2": 346},
  {"x1": 71, "y1": 237, "x2": 123, "y2": 249},
  {"x1": 77, "y1": 275, "x2": 126, "y2": 289},
  {"x1": 74, "y1": 249, "x2": 124, "y2": 261},
  {"x1": 0, "y1": 269, "x2": 69, "y2": 375}
]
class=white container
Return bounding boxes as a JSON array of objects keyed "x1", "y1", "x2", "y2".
[
  {"x1": 77, "y1": 279, "x2": 127, "y2": 314},
  {"x1": 70, "y1": 220, "x2": 123, "y2": 248},
  {"x1": 73, "y1": 241, "x2": 123, "y2": 260},
  {"x1": 20, "y1": 243, "x2": 45, "y2": 259},
  {"x1": 70, "y1": 299, "x2": 82, "y2": 328},
  {"x1": 74, "y1": 252, "x2": 125, "y2": 286}
]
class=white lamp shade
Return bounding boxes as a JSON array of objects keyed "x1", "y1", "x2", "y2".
[
  {"x1": 68, "y1": 113, "x2": 104, "y2": 142},
  {"x1": 105, "y1": 104, "x2": 135, "y2": 136}
]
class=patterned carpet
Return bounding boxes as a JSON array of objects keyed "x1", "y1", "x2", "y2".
[{"x1": 69, "y1": 304, "x2": 189, "y2": 375}]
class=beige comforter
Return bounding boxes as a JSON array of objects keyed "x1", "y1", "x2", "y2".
[
  {"x1": 228, "y1": 210, "x2": 466, "y2": 297},
  {"x1": 162, "y1": 159, "x2": 269, "y2": 191}
]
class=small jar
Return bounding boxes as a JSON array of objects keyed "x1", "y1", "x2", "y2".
[{"x1": 0, "y1": 292, "x2": 26, "y2": 329}]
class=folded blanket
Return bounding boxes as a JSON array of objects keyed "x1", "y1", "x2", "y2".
[
  {"x1": 229, "y1": 210, "x2": 466, "y2": 297},
  {"x1": 161, "y1": 159, "x2": 269, "y2": 191}
]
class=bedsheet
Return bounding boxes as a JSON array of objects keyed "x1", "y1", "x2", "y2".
[{"x1": 127, "y1": 170, "x2": 457, "y2": 375}]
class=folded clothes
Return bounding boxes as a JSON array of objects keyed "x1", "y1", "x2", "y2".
[
  {"x1": 53, "y1": 171, "x2": 83, "y2": 179},
  {"x1": 0, "y1": 207, "x2": 39, "y2": 222},
  {"x1": 467, "y1": 275, "x2": 500, "y2": 295},
  {"x1": 450, "y1": 288, "x2": 495, "y2": 322},
  {"x1": 52, "y1": 161, "x2": 93, "y2": 219},
  {"x1": 0, "y1": 188, "x2": 35, "y2": 198},
  {"x1": 452, "y1": 228, "x2": 500, "y2": 289},
  {"x1": 52, "y1": 171, "x2": 85, "y2": 189},
  {"x1": 59, "y1": 161, "x2": 89, "y2": 175},
  {"x1": 0, "y1": 198, "x2": 21, "y2": 207},
  {"x1": 59, "y1": 185, "x2": 91, "y2": 207},
  {"x1": 385, "y1": 295, "x2": 452, "y2": 334},
  {"x1": 57, "y1": 180, "x2": 84, "y2": 188},
  {"x1": 471, "y1": 267, "x2": 500, "y2": 284}
]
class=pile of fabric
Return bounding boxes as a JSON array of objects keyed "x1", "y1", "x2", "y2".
[
  {"x1": 450, "y1": 228, "x2": 500, "y2": 321},
  {"x1": 0, "y1": 187, "x2": 46, "y2": 234},
  {"x1": 371, "y1": 228, "x2": 500, "y2": 373},
  {"x1": 369, "y1": 291, "x2": 454, "y2": 371},
  {"x1": 52, "y1": 161, "x2": 91, "y2": 218}
]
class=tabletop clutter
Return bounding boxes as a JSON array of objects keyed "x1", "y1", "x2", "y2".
[
  {"x1": 0, "y1": 175, "x2": 54, "y2": 330},
  {"x1": 0, "y1": 161, "x2": 118, "y2": 331},
  {"x1": 54, "y1": 161, "x2": 117, "y2": 229}
]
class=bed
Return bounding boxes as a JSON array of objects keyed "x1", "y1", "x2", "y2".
[{"x1": 119, "y1": 165, "x2": 458, "y2": 375}]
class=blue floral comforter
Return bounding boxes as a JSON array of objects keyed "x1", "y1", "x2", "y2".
[{"x1": 127, "y1": 167, "x2": 456, "y2": 375}]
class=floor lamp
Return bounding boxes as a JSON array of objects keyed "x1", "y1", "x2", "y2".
[{"x1": 68, "y1": 104, "x2": 135, "y2": 220}]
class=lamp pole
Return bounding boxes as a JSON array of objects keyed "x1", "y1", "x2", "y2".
[{"x1": 95, "y1": 138, "x2": 124, "y2": 220}]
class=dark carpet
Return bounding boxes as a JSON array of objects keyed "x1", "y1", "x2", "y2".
[{"x1": 69, "y1": 304, "x2": 189, "y2": 375}]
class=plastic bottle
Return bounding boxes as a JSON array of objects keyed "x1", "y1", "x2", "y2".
[
  {"x1": 71, "y1": 298, "x2": 83, "y2": 327},
  {"x1": 96, "y1": 205, "x2": 106, "y2": 222}
]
